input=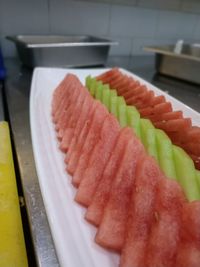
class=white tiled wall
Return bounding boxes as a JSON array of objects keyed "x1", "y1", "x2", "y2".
[
  {"x1": 0, "y1": 0, "x2": 200, "y2": 57},
  {"x1": 49, "y1": 0, "x2": 110, "y2": 36}
]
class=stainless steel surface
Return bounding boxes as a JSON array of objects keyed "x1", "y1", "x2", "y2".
[
  {"x1": 7, "y1": 35, "x2": 117, "y2": 68},
  {"x1": 4, "y1": 60, "x2": 60, "y2": 267},
  {"x1": 144, "y1": 44, "x2": 200, "y2": 84},
  {"x1": 4, "y1": 56, "x2": 200, "y2": 267},
  {"x1": 0, "y1": 82, "x2": 4, "y2": 120},
  {"x1": 7, "y1": 35, "x2": 117, "y2": 48}
]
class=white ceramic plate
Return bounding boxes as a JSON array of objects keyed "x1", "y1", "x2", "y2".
[{"x1": 30, "y1": 67, "x2": 200, "y2": 267}]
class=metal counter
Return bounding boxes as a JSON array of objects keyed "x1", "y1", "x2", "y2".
[
  {"x1": 4, "y1": 56, "x2": 200, "y2": 267},
  {"x1": 4, "y1": 60, "x2": 60, "y2": 267}
]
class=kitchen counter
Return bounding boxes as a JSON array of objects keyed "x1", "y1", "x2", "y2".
[{"x1": 3, "y1": 56, "x2": 200, "y2": 267}]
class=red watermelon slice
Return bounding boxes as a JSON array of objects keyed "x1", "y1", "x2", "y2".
[
  {"x1": 154, "y1": 118, "x2": 192, "y2": 133},
  {"x1": 133, "y1": 90, "x2": 155, "y2": 109},
  {"x1": 59, "y1": 90, "x2": 90, "y2": 151},
  {"x1": 85, "y1": 127, "x2": 133, "y2": 226},
  {"x1": 121, "y1": 81, "x2": 142, "y2": 101},
  {"x1": 75, "y1": 114, "x2": 120, "y2": 206},
  {"x1": 118, "y1": 78, "x2": 139, "y2": 96},
  {"x1": 95, "y1": 133, "x2": 145, "y2": 251},
  {"x1": 175, "y1": 201, "x2": 200, "y2": 267},
  {"x1": 57, "y1": 87, "x2": 85, "y2": 139},
  {"x1": 72, "y1": 102, "x2": 108, "y2": 187},
  {"x1": 65, "y1": 95, "x2": 94, "y2": 160},
  {"x1": 66, "y1": 100, "x2": 98, "y2": 176},
  {"x1": 175, "y1": 245, "x2": 200, "y2": 267},
  {"x1": 53, "y1": 75, "x2": 80, "y2": 123},
  {"x1": 54, "y1": 84, "x2": 79, "y2": 131},
  {"x1": 145, "y1": 178, "x2": 186, "y2": 267},
  {"x1": 96, "y1": 68, "x2": 120, "y2": 84},
  {"x1": 52, "y1": 74, "x2": 76, "y2": 116},
  {"x1": 120, "y1": 156, "x2": 162, "y2": 267},
  {"x1": 148, "y1": 110, "x2": 183, "y2": 123}
]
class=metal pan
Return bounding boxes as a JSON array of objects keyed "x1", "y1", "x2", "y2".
[
  {"x1": 7, "y1": 35, "x2": 117, "y2": 68},
  {"x1": 144, "y1": 44, "x2": 200, "y2": 84}
]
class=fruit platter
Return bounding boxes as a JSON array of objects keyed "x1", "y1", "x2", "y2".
[{"x1": 30, "y1": 67, "x2": 200, "y2": 267}]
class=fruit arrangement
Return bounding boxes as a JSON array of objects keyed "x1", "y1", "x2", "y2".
[
  {"x1": 95, "y1": 68, "x2": 200, "y2": 171},
  {"x1": 86, "y1": 74, "x2": 200, "y2": 202},
  {"x1": 52, "y1": 72, "x2": 200, "y2": 267}
]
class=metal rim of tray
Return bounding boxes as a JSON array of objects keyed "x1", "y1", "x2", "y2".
[
  {"x1": 6, "y1": 35, "x2": 118, "y2": 48},
  {"x1": 144, "y1": 46, "x2": 200, "y2": 63}
]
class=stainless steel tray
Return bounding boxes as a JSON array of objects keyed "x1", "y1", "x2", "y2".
[
  {"x1": 144, "y1": 44, "x2": 200, "y2": 84},
  {"x1": 7, "y1": 35, "x2": 117, "y2": 68}
]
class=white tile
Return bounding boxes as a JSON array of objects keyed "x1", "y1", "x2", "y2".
[
  {"x1": 194, "y1": 17, "x2": 200, "y2": 39},
  {"x1": 156, "y1": 10, "x2": 181, "y2": 38},
  {"x1": 156, "y1": 10, "x2": 198, "y2": 40},
  {"x1": 0, "y1": 0, "x2": 49, "y2": 35},
  {"x1": 108, "y1": 36, "x2": 132, "y2": 55},
  {"x1": 49, "y1": 0, "x2": 110, "y2": 36},
  {"x1": 176, "y1": 12, "x2": 198, "y2": 39},
  {"x1": 137, "y1": 0, "x2": 182, "y2": 11},
  {"x1": 110, "y1": 5, "x2": 158, "y2": 38},
  {"x1": 182, "y1": 0, "x2": 200, "y2": 14},
  {"x1": 131, "y1": 37, "x2": 177, "y2": 55}
]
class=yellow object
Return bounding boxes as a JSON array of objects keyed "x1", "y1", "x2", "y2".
[{"x1": 0, "y1": 121, "x2": 28, "y2": 267}]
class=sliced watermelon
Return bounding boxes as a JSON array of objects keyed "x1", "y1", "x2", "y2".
[
  {"x1": 175, "y1": 201, "x2": 200, "y2": 267},
  {"x1": 85, "y1": 127, "x2": 133, "y2": 226},
  {"x1": 55, "y1": 84, "x2": 80, "y2": 131},
  {"x1": 66, "y1": 100, "x2": 97, "y2": 176},
  {"x1": 148, "y1": 110, "x2": 183, "y2": 123},
  {"x1": 181, "y1": 201, "x2": 200, "y2": 244},
  {"x1": 145, "y1": 178, "x2": 186, "y2": 267},
  {"x1": 185, "y1": 126, "x2": 200, "y2": 143},
  {"x1": 75, "y1": 114, "x2": 120, "y2": 206},
  {"x1": 109, "y1": 75, "x2": 126, "y2": 90},
  {"x1": 52, "y1": 74, "x2": 76, "y2": 116},
  {"x1": 57, "y1": 86, "x2": 88, "y2": 141},
  {"x1": 53, "y1": 75, "x2": 81, "y2": 124},
  {"x1": 175, "y1": 244, "x2": 200, "y2": 267},
  {"x1": 121, "y1": 81, "x2": 140, "y2": 100},
  {"x1": 120, "y1": 156, "x2": 162, "y2": 267},
  {"x1": 52, "y1": 76, "x2": 67, "y2": 116},
  {"x1": 154, "y1": 118, "x2": 192, "y2": 133},
  {"x1": 139, "y1": 102, "x2": 172, "y2": 117},
  {"x1": 117, "y1": 76, "x2": 138, "y2": 95},
  {"x1": 150, "y1": 95, "x2": 166, "y2": 106},
  {"x1": 126, "y1": 85, "x2": 148, "y2": 105},
  {"x1": 95, "y1": 134, "x2": 145, "y2": 251},
  {"x1": 192, "y1": 155, "x2": 200, "y2": 171},
  {"x1": 96, "y1": 68, "x2": 120, "y2": 83},
  {"x1": 66, "y1": 95, "x2": 93, "y2": 162},
  {"x1": 53, "y1": 83, "x2": 77, "y2": 125},
  {"x1": 133, "y1": 90, "x2": 155, "y2": 109},
  {"x1": 182, "y1": 142, "x2": 200, "y2": 156},
  {"x1": 72, "y1": 102, "x2": 108, "y2": 187},
  {"x1": 59, "y1": 90, "x2": 89, "y2": 151}
]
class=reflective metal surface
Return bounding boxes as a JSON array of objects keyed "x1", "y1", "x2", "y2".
[
  {"x1": 144, "y1": 44, "x2": 200, "y2": 84},
  {"x1": 7, "y1": 35, "x2": 117, "y2": 48},
  {"x1": 4, "y1": 60, "x2": 60, "y2": 267},
  {"x1": 7, "y1": 35, "x2": 117, "y2": 68}
]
